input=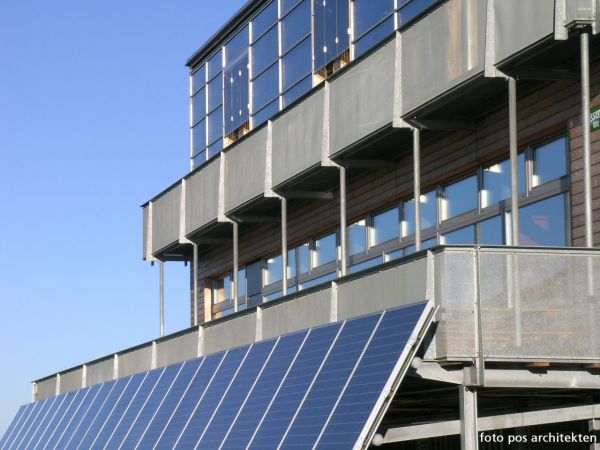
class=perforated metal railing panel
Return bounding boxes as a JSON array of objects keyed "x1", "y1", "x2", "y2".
[{"x1": 1, "y1": 301, "x2": 434, "y2": 450}]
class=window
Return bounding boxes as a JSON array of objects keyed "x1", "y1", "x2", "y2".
[
  {"x1": 397, "y1": 0, "x2": 438, "y2": 28},
  {"x1": 224, "y1": 54, "x2": 249, "y2": 135},
  {"x1": 252, "y1": 1, "x2": 278, "y2": 41},
  {"x1": 265, "y1": 254, "x2": 283, "y2": 285},
  {"x1": 252, "y1": 64, "x2": 279, "y2": 113},
  {"x1": 212, "y1": 274, "x2": 232, "y2": 304},
  {"x1": 533, "y1": 137, "x2": 567, "y2": 186},
  {"x1": 282, "y1": 37, "x2": 312, "y2": 92},
  {"x1": 479, "y1": 215, "x2": 504, "y2": 245},
  {"x1": 349, "y1": 256, "x2": 383, "y2": 274},
  {"x1": 349, "y1": 219, "x2": 367, "y2": 255},
  {"x1": 282, "y1": 76, "x2": 313, "y2": 107},
  {"x1": 519, "y1": 195, "x2": 567, "y2": 247},
  {"x1": 482, "y1": 155, "x2": 525, "y2": 207},
  {"x1": 443, "y1": 225, "x2": 475, "y2": 245},
  {"x1": 353, "y1": 0, "x2": 394, "y2": 56},
  {"x1": 403, "y1": 190, "x2": 437, "y2": 236},
  {"x1": 281, "y1": 0, "x2": 311, "y2": 54},
  {"x1": 191, "y1": 65, "x2": 205, "y2": 95},
  {"x1": 314, "y1": 0, "x2": 350, "y2": 71},
  {"x1": 314, "y1": 232, "x2": 337, "y2": 267},
  {"x1": 372, "y1": 208, "x2": 399, "y2": 246},
  {"x1": 251, "y1": 27, "x2": 278, "y2": 76},
  {"x1": 443, "y1": 175, "x2": 478, "y2": 220}
]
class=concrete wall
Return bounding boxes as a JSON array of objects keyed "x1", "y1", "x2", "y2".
[
  {"x1": 60, "y1": 368, "x2": 83, "y2": 394},
  {"x1": 203, "y1": 311, "x2": 257, "y2": 355},
  {"x1": 185, "y1": 157, "x2": 221, "y2": 235},
  {"x1": 152, "y1": 183, "x2": 181, "y2": 253},
  {"x1": 118, "y1": 345, "x2": 153, "y2": 378},
  {"x1": 86, "y1": 358, "x2": 114, "y2": 387},
  {"x1": 156, "y1": 330, "x2": 200, "y2": 367},
  {"x1": 224, "y1": 127, "x2": 269, "y2": 213},
  {"x1": 35, "y1": 378, "x2": 57, "y2": 401}
]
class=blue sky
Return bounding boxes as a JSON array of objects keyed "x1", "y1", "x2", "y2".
[{"x1": 0, "y1": 0, "x2": 246, "y2": 435}]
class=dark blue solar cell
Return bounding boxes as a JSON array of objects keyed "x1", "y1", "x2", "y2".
[
  {"x1": 63, "y1": 380, "x2": 117, "y2": 450},
  {"x1": 113, "y1": 363, "x2": 183, "y2": 448},
  {"x1": 133, "y1": 358, "x2": 203, "y2": 449},
  {"x1": 88, "y1": 371, "x2": 146, "y2": 449},
  {"x1": 32, "y1": 390, "x2": 78, "y2": 449},
  {"x1": 221, "y1": 330, "x2": 308, "y2": 450},
  {"x1": 16, "y1": 396, "x2": 58, "y2": 449},
  {"x1": 0, "y1": 404, "x2": 28, "y2": 449},
  {"x1": 316, "y1": 302, "x2": 429, "y2": 449},
  {"x1": 53, "y1": 383, "x2": 103, "y2": 449},
  {"x1": 174, "y1": 346, "x2": 250, "y2": 449},
  {"x1": 74, "y1": 376, "x2": 132, "y2": 449},
  {"x1": 197, "y1": 339, "x2": 277, "y2": 448},
  {"x1": 152, "y1": 352, "x2": 225, "y2": 450},
  {"x1": 248, "y1": 322, "x2": 342, "y2": 449},
  {"x1": 5, "y1": 400, "x2": 43, "y2": 450},
  {"x1": 103, "y1": 367, "x2": 165, "y2": 449},
  {"x1": 44, "y1": 386, "x2": 94, "y2": 449},
  {"x1": 279, "y1": 313, "x2": 381, "y2": 449}
]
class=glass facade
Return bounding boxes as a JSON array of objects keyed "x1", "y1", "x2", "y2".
[{"x1": 190, "y1": 0, "x2": 442, "y2": 169}]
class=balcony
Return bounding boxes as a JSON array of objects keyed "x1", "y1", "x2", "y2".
[{"x1": 34, "y1": 246, "x2": 600, "y2": 400}]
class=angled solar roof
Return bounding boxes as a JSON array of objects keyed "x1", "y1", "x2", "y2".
[{"x1": 0, "y1": 301, "x2": 434, "y2": 450}]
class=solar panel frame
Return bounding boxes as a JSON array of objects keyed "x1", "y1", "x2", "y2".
[
  {"x1": 63, "y1": 380, "x2": 117, "y2": 450},
  {"x1": 219, "y1": 330, "x2": 309, "y2": 450},
  {"x1": 42, "y1": 385, "x2": 94, "y2": 450},
  {"x1": 151, "y1": 352, "x2": 226, "y2": 450},
  {"x1": 277, "y1": 313, "x2": 383, "y2": 449},
  {"x1": 101, "y1": 366, "x2": 166, "y2": 449},
  {"x1": 246, "y1": 322, "x2": 344, "y2": 449},
  {"x1": 195, "y1": 338, "x2": 278, "y2": 449},
  {"x1": 33, "y1": 390, "x2": 79, "y2": 450},
  {"x1": 173, "y1": 346, "x2": 251, "y2": 449},
  {"x1": 52, "y1": 382, "x2": 104, "y2": 450}
]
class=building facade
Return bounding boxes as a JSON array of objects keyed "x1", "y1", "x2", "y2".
[{"x1": 3, "y1": 1, "x2": 600, "y2": 449}]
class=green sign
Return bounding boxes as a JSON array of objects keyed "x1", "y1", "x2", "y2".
[{"x1": 591, "y1": 105, "x2": 600, "y2": 132}]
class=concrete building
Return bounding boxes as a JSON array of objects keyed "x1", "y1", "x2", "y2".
[{"x1": 2, "y1": 1, "x2": 600, "y2": 449}]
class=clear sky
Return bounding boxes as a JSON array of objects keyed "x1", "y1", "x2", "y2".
[{"x1": 0, "y1": 0, "x2": 246, "y2": 436}]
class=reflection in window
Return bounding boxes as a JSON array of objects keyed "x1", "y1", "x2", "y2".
[
  {"x1": 349, "y1": 256, "x2": 383, "y2": 274},
  {"x1": 253, "y1": 99, "x2": 279, "y2": 128},
  {"x1": 225, "y1": 26, "x2": 248, "y2": 66},
  {"x1": 354, "y1": 0, "x2": 394, "y2": 38},
  {"x1": 251, "y1": 27, "x2": 278, "y2": 76},
  {"x1": 207, "y1": 106, "x2": 223, "y2": 145},
  {"x1": 282, "y1": 37, "x2": 312, "y2": 91},
  {"x1": 252, "y1": 1, "x2": 278, "y2": 41},
  {"x1": 207, "y1": 139, "x2": 223, "y2": 160},
  {"x1": 238, "y1": 268, "x2": 246, "y2": 298},
  {"x1": 403, "y1": 190, "x2": 437, "y2": 236},
  {"x1": 266, "y1": 255, "x2": 283, "y2": 285},
  {"x1": 403, "y1": 237, "x2": 437, "y2": 256},
  {"x1": 372, "y1": 208, "x2": 399, "y2": 246},
  {"x1": 314, "y1": 0, "x2": 350, "y2": 71},
  {"x1": 443, "y1": 176, "x2": 478, "y2": 219},
  {"x1": 213, "y1": 274, "x2": 231, "y2": 304},
  {"x1": 207, "y1": 49, "x2": 223, "y2": 80},
  {"x1": 443, "y1": 225, "x2": 475, "y2": 245},
  {"x1": 314, "y1": 233, "x2": 337, "y2": 267},
  {"x1": 533, "y1": 137, "x2": 567, "y2": 186},
  {"x1": 207, "y1": 74, "x2": 223, "y2": 113},
  {"x1": 519, "y1": 195, "x2": 566, "y2": 247},
  {"x1": 483, "y1": 155, "x2": 525, "y2": 207},
  {"x1": 252, "y1": 64, "x2": 279, "y2": 112},
  {"x1": 282, "y1": 76, "x2": 312, "y2": 107},
  {"x1": 192, "y1": 121, "x2": 206, "y2": 158},
  {"x1": 192, "y1": 88, "x2": 206, "y2": 126},
  {"x1": 354, "y1": 16, "x2": 395, "y2": 57},
  {"x1": 281, "y1": 0, "x2": 311, "y2": 54},
  {"x1": 191, "y1": 65, "x2": 205, "y2": 95},
  {"x1": 300, "y1": 272, "x2": 337, "y2": 289},
  {"x1": 397, "y1": 0, "x2": 438, "y2": 28},
  {"x1": 349, "y1": 220, "x2": 367, "y2": 256},
  {"x1": 224, "y1": 55, "x2": 249, "y2": 135},
  {"x1": 479, "y1": 215, "x2": 504, "y2": 245},
  {"x1": 298, "y1": 243, "x2": 310, "y2": 274}
]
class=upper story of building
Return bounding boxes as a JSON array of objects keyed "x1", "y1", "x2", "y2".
[{"x1": 187, "y1": 0, "x2": 442, "y2": 170}]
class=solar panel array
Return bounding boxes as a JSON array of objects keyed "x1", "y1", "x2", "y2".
[{"x1": 0, "y1": 301, "x2": 433, "y2": 450}]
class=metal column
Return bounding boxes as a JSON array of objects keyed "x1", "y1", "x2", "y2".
[
  {"x1": 508, "y1": 77, "x2": 519, "y2": 245},
  {"x1": 582, "y1": 32, "x2": 593, "y2": 248},
  {"x1": 459, "y1": 386, "x2": 478, "y2": 450},
  {"x1": 193, "y1": 243, "x2": 199, "y2": 326},
  {"x1": 340, "y1": 166, "x2": 348, "y2": 276},
  {"x1": 281, "y1": 197, "x2": 288, "y2": 295},
  {"x1": 233, "y1": 221, "x2": 239, "y2": 312},
  {"x1": 413, "y1": 128, "x2": 422, "y2": 251},
  {"x1": 159, "y1": 261, "x2": 164, "y2": 337}
]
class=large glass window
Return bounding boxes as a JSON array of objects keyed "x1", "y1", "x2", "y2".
[
  {"x1": 443, "y1": 175, "x2": 478, "y2": 219},
  {"x1": 519, "y1": 195, "x2": 566, "y2": 247},
  {"x1": 479, "y1": 215, "x2": 504, "y2": 245},
  {"x1": 281, "y1": 0, "x2": 311, "y2": 54},
  {"x1": 192, "y1": 87, "x2": 206, "y2": 126},
  {"x1": 251, "y1": 27, "x2": 278, "y2": 76},
  {"x1": 443, "y1": 225, "x2": 476, "y2": 245},
  {"x1": 314, "y1": 232, "x2": 337, "y2": 267},
  {"x1": 403, "y1": 190, "x2": 437, "y2": 236},
  {"x1": 533, "y1": 137, "x2": 568, "y2": 186},
  {"x1": 207, "y1": 106, "x2": 223, "y2": 147},
  {"x1": 354, "y1": 0, "x2": 394, "y2": 38},
  {"x1": 372, "y1": 208, "x2": 399, "y2": 246},
  {"x1": 349, "y1": 219, "x2": 367, "y2": 255},
  {"x1": 252, "y1": 64, "x2": 279, "y2": 112},
  {"x1": 482, "y1": 154, "x2": 525, "y2": 207},
  {"x1": 354, "y1": 16, "x2": 395, "y2": 57},
  {"x1": 314, "y1": 0, "x2": 350, "y2": 71},
  {"x1": 283, "y1": 76, "x2": 312, "y2": 107},
  {"x1": 207, "y1": 74, "x2": 223, "y2": 114},
  {"x1": 207, "y1": 49, "x2": 223, "y2": 80},
  {"x1": 192, "y1": 121, "x2": 206, "y2": 160},
  {"x1": 212, "y1": 274, "x2": 232, "y2": 304},
  {"x1": 224, "y1": 55, "x2": 249, "y2": 135},
  {"x1": 265, "y1": 254, "x2": 283, "y2": 285},
  {"x1": 252, "y1": 1, "x2": 278, "y2": 41},
  {"x1": 191, "y1": 65, "x2": 205, "y2": 95},
  {"x1": 282, "y1": 37, "x2": 312, "y2": 91},
  {"x1": 397, "y1": 0, "x2": 438, "y2": 28}
]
